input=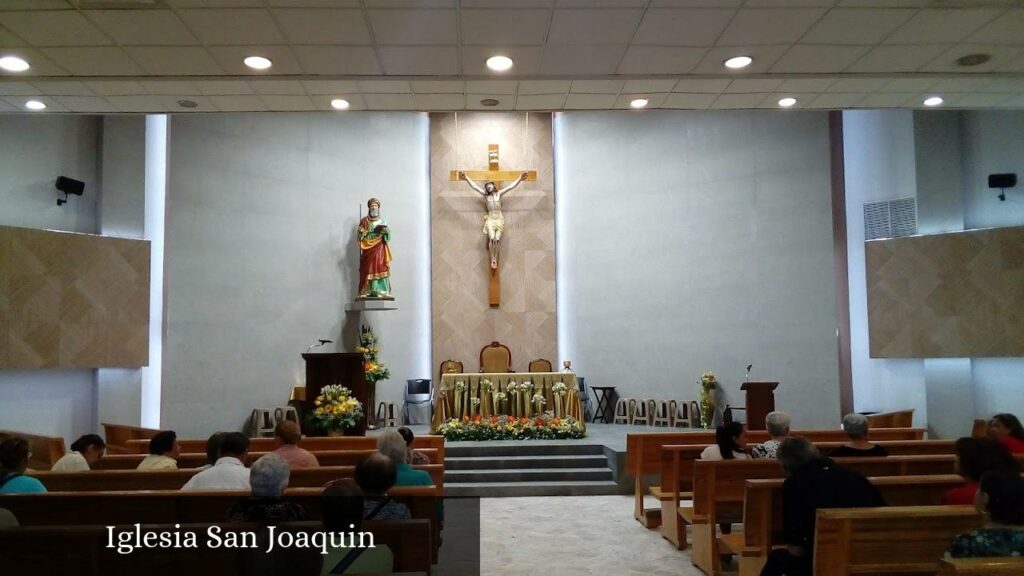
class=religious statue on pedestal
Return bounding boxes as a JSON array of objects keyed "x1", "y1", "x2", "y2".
[
  {"x1": 459, "y1": 170, "x2": 528, "y2": 270},
  {"x1": 357, "y1": 197, "x2": 392, "y2": 299}
]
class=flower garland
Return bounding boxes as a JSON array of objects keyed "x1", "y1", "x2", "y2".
[
  {"x1": 438, "y1": 413, "x2": 585, "y2": 441},
  {"x1": 356, "y1": 325, "x2": 390, "y2": 385}
]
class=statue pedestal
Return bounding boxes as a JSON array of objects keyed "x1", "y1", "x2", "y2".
[
  {"x1": 346, "y1": 299, "x2": 399, "y2": 312},
  {"x1": 344, "y1": 299, "x2": 398, "y2": 429}
]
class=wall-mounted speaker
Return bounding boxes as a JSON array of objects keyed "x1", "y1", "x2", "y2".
[
  {"x1": 988, "y1": 173, "x2": 1017, "y2": 202},
  {"x1": 55, "y1": 176, "x2": 85, "y2": 206}
]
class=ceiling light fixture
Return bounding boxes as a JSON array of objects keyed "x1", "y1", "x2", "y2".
[
  {"x1": 486, "y1": 55, "x2": 513, "y2": 72},
  {"x1": 956, "y1": 53, "x2": 991, "y2": 67},
  {"x1": 724, "y1": 56, "x2": 753, "y2": 69},
  {"x1": 630, "y1": 98, "x2": 649, "y2": 108},
  {"x1": 25, "y1": 100, "x2": 46, "y2": 111},
  {"x1": 778, "y1": 97, "x2": 797, "y2": 108},
  {"x1": 177, "y1": 99, "x2": 198, "y2": 109},
  {"x1": 243, "y1": 56, "x2": 272, "y2": 70},
  {"x1": 0, "y1": 55, "x2": 30, "y2": 72},
  {"x1": 923, "y1": 95, "x2": 944, "y2": 107},
  {"x1": 331, "y1": 98, "x2": 350, "y2": 110},
  {"x1": 480, "y1": 98, "x2": 500, "y2": 107}
]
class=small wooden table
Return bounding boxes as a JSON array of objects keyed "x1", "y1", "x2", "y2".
[{"x1": 590, "y1": 386, "x2": 616, "y2": 423}]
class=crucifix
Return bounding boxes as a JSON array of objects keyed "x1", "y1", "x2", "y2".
[{"x1": 451, "y1": 144, "x2": 537, "y2": 307}]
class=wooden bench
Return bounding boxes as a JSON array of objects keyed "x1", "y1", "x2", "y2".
[
  {"x1": 94, "y1": 448, "x2": 443, "y2": 470},
  {"x1": 102, "y1": 422, "x2": 162, "y2": 454},
  {"x1": 721, "y1": 475, "x2": 968, "y2": 576},
  {"x1": 0, "y1": 429, "x2": 66, "y2": 471},
  {"x1": 814, "y1": 505, "x2": 982, "y2": 576},
  {"x1": 939, "y1": 557, "x2": 1024, "y2": 575},
  {"x1": 121, "y1": 434, "x2": 447, "y2": 462},
  {"x1": 0, "y1": 486, "x2": 441, "y2": 563},
  {"x1": 0, "y1": 519, "x2": 432, "y2": 575},
  {"x1": 29, "y1": 464, "x2": 444, "y2": 492},
  {"x1": 865, "y1": 409, "x2": 915, "y2": 429},
  {"x1": 627, "y1": 428, "x2": 926, "y2": 528},
  {"x1": 675, "y1": 460, "x2": 966, "y2": 574}
]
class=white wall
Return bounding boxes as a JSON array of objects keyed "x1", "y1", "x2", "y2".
[
  {"x1": 556, "y1": 110, "x2": 841, "y2": 429},
  {"x1": 163, "y1": 113, "x2": 431, "y2": 436},
  {"x1": 0, "y1": 115, "x2": 101, "y2": 440},
  {"x1": 842, "y1": 110, "x2": 928, "y2": 426}
]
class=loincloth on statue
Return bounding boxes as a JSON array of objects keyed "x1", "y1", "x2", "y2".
[{"x1": 482, "y1": 213, "x2": 504, "y2": 236}]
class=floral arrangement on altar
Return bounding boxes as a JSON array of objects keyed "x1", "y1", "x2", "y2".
[
  {"x1": 437, "y1": 413, "x2": 585, "y2": 441},
  {"x1": 356, "y1": 325, "x2": 390, "y2": 385},
  {"x1": 698, "y1": 371, "x2": 718, "y2": 429},
  {"x1": 312, "y1": 385, "x2": 364, "y2": 433}
]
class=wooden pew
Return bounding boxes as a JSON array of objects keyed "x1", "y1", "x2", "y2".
[
  {"x1": 627, "y1": 428, "x2": 926, "y2": 528},
  {"x1": 971, "y1": 419, "x2": 989, "y2": 438},
  {"x1": 814, "y1": 505, "x2": 982, "y2": 576},
  {"x1": 102, "y1": 422, "x2": 161, "y2": 454},
  {"x1": 29, "y1": 464, "x2": 444, "y2": 492},
  {"x1": 939, "y1": 557, "x2": 1024, "y2": 575},
  {"x1": 121, "y1": 434, "x2": 447, "y2": 462},
  {"x1": 0, "y1": 429, "x2": 66, "y2": 471},
  {"x1": 865, "y1": 409, "x2": 915, "y2": 428},
  {"x1": 0, "y1": 486, "x2": 441, "y2": 563},
  {"x1": 94, "y1": 448, "x2": 442, "y2": 470},
  {"x1": 675, "y1": 459, "x2": 964, "y2": 574},
  {"x1": 722, "y1": 475, "x2": 967, "y2": 576},
  {"x1": 0, "y1": 520, "x2": 432, "y2": 575}
]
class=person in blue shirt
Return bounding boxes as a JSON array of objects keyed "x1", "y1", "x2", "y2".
[
  {"x1": 0, "y1": 437, "x2": 47, "y2": 494},
  {"x1": 377, "y1": 430, "x2": 432, "y2": 487}
]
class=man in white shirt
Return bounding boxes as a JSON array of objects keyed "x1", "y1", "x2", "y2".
[
  {"x1": 51, "y1": 434, "x2": 106, "y2": 472},
  {"x1": 181, "y1": 432, "x2": 251, "y2": 491},
  {"x1": 137, "y1": 430, "x2": 180, "y2": 471}
]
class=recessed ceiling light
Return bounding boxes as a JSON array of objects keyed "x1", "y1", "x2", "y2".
[
  {"x1": 25, "y1": 100, "x2": 46, "y2": 111},
  {"x1": 177, "y1": 99, "x2": 198, "y2": 109},
  {"x1": 243, "y1": 56, "x2": 272, "y2": 70},
  {"x1": 956, "y1": 53, "x2": 991, "y2": 67},
  {"x1": 486, "y1": 55, "x2": 513, "y2": 72},
  {"x1": 480, "y1": 98, "x2": 500, "y2": 107},
  {"x1": 331, "y1": 98, "x2": 350, "y2": 110},
  {"x1": 778, "y1": 97, "x2": 797, "y2": 108},
  {"x1": 923, "y1": 95, "x2": 944, "y2": 107},
  {"x1": 724, "y1": 56, "x2": 753, "y2": 69},
  {"x1": 0, "y1": 55, "x2": 30, "y2": 72},
  {"x1": 630, "y1": 98, "x2": 649, "y2": 109}
]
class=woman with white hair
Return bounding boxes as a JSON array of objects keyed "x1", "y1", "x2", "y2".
[
  {"x1": 829, "y1": 413, "x2": 889, "y2": 458},
  {"x1": 752, "y1": 411, "x2": 792, "y2": 459},
  {"x1": 377, "y1": 429, "x2": 432, "y2": 487},
  {"x1": 226, "y1": 453, "x2": 307, "y2": 522}
]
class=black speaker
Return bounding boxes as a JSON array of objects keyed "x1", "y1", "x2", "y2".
[
  {"x1": 988, "y1": 173, "x2": 1017, "y2": 189},
  {"x1": 56, "y1": 176, "x2": 85, "y2": 196}
]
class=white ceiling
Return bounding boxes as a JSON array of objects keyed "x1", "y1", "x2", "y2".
[{"x1": 0, "y1": 0, "x2": 1022, "y2": 113}]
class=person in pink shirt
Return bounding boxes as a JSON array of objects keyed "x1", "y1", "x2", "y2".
[{"x1": 270, "y1": 421, "x2": 319, "y2": 469}]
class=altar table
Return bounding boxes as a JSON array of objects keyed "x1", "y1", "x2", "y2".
[{"x1": 431, "y1": 372, "x2": 586, "y2": 432}]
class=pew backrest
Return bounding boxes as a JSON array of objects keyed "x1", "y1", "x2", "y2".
[
  {"x1": 864, "y1": 409, "x2": 915, "y2": 429},
  {"x1": 939, "y1": 557, "x2": 1024, "y2": 575},
  {"x1": 121, "y1": 434, "x2": 446, "y2": 462},
  {"x1": 0, "y1": 430, "x2": 66, "y2": 471},
  {"x1": 813, "y1": 505, "x2": 982, "y2": 576},
  {"x1": 102, "y1": 423, "x2": 161, "y2": 454},
  {"x1": 29, "y1": 464, "x2": 444, "y2": 492},
  {"x1": 94, "y1": 448, "x2": 442, "y2": 470}
]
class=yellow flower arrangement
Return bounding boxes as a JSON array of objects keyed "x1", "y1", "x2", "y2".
[{"x1": 312, "y1": 385, "x2": 364, "y2": 431}]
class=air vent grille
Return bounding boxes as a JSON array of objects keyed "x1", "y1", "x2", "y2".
[{"x1": 864, "y1": 197, "x2": 917, "y2": 240}]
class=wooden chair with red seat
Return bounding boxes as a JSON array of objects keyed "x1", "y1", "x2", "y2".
[
  {"x1": 480, "y1": 341, "x2": 513, "y2": 373},
  {"x1": 528, "y1": 358, "x2": 553, "y2": 372}
]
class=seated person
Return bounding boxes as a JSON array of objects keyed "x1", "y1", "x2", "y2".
[
  {"x1": 378, "y1": 429, "x2": 432, "y2": 486},
  {"x1": 397, "y1": 426, "x2": 431, "y2": 465},
  {"x1": 0, "y1": 507, "x2": 17, "y2": 528},
  {"x1": 700, "y1": 421, "x2": 751, "y2": 460},
  {"x1": 829, "y1": 413, "x2": 888, "y2": 458},
  {"x1": 227, "y1": 453, "x2": 306, "y2": 522},
  {"x1": 947, "y1": 470, "x2": 1024, "y2": 558},
  {"x1": 181, "y1": 432, "x2": 251, "y2": 491},
  {"x1": 197, "y1": 431, "x2": 226, "y2": 471},
  {"x1": 51, "y1": 434, "x2": 106, "y2": 471},
  {"x1": 943, "y1": 437, "x2": 1018, "y2": 505},
  {"x1": 354, "y1": 453, "x2": 411, "y2": 520},
  {"x1": 753, "y1": 411, "x2": 791, "y2": 459},
  {"x1": 760, "y1": 437, "x2": 885, "y2": 576},
  {"x1": 271, "y1": 421, "x2": 319, "y2": 469},
  {"x1": 137, "y1": 430, "x2": 180, "y2": 471},
  {"x1": 0, "y1": 437, "x2": 47, "y2": 493},
  {"x1": 989, "y1": 413, "x2": 1024, "y2": 455},
  {"x1": 320, "y1": 479, "x2": 395, "y2": 575}
]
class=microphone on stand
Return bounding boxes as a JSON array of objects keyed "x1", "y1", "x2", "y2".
[
  {"x1": 745, "y1": 364, "x2": 753, "y2": 383},
  {"x1": 306, "y1": 339, "x2": 333, "y2": 352}
]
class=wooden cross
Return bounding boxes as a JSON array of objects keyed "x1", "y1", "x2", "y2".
[{"x1": 450, "y1": 144, "x2": 537, "y2": 307}]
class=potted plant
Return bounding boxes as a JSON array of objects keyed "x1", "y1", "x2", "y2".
[{"x1": 312, "y1": 385, "x2": 364, "y2": 436}]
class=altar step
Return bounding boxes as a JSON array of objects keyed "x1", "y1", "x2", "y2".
[{"x1": 443, "y1": 444, "x2": 619, "y2": 497}]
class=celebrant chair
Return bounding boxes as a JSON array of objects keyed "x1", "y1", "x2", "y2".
[
  {"x1": 480, "y1": 341, "x2": 513, "y2": 373},
  {"x1": 528, "y1": 358, "x2": 553, "y2": 373},
  {"x1": 439, "y1": 359, "x2": 463, "y2": 383},
  {"x1": 404, "y1": 379, "x2": 432, "y2": 426}
]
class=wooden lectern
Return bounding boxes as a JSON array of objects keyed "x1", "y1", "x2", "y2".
[
  {"x1": 301, "y1": 352, "x2": 367, "y2": 436},
  {"x1": 740, "y1": 381, "x2": 779, "y2": 431}
]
